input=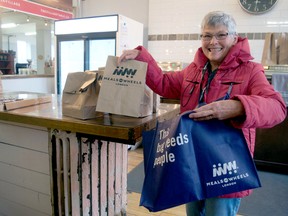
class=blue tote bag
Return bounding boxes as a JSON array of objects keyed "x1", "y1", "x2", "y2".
[{"x1": 140, "y1": 111, "x2": 261, "y2": 212}]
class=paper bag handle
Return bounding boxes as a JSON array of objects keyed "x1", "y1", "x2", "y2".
[{"x1": 79, "y1": 79, "x2": 95, "y2": 93}]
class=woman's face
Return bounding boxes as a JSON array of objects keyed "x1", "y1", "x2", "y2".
[{"x1": 201, "y1": 24, "x2": 238, "y2": 68}]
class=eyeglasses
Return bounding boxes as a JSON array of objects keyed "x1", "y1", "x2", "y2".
[{"x1": 200, "y1": 32, "x2": 231, "y2": 41}]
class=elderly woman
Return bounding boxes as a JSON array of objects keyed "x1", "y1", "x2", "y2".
[{"x1": 119, "y1": 11, "x2": 286, "y2": 216}]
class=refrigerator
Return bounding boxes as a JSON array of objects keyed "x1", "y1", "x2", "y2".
[{"x1": 54, "y1": 14, "x2": 144, "y2": 94}]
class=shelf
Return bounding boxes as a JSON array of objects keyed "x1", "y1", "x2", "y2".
[{"x1": 0, "y1": 52, "x2": 15, "y2": 74}]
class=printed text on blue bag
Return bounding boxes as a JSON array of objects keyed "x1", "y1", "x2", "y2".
[{"x1": 154, "y1": 128, "x2": 189, "y2": 168}]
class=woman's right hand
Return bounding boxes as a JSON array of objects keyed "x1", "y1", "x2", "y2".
[{"x1": 118, "y1": 49, "x2": 140, "y2": 64}]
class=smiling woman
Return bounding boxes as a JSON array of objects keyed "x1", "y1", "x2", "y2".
[
  {"x1": 118, "y1": 10, "x2": 287, "y2": 216},
  {"x1": 199, "y1": 12, "x2": 238, "y2": 71}
]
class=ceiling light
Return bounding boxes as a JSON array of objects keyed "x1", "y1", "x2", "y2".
[
  {"x1": 27, "y1": 17, "x2": 30, "y2": 22},
  {"x1": 25, "y1": 32, "x2": 37, "y2": 36},
  {"x1": 1, "y1": 23, "x2": 19, "y2": 28},
  {"x1": 267, "y1": 21, "x2": 288, "y2": 25}
]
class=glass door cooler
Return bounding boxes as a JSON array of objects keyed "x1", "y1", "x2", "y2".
[{"x1": 54, "y1": 14, "x2": 143, "y2": 94}]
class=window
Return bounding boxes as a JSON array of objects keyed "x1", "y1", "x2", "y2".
[{"x1": 17, "y1": 40, "x2": 31, "y2": 63}]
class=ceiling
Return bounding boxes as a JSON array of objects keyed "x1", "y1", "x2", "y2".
[{"x1": 0, "y1": 7, "x2": 54, "y2": 35}]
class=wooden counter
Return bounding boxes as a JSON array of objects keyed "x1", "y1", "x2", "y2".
[
  {"x1": 0, "y1": 92, "x2": 180, "y2": 144},
  {"x1": 0, "y1": 92, "x2": 180, "y2": 216},
  {"x1": 1, "y1": 74, "x2": 54, "y2": 79}
]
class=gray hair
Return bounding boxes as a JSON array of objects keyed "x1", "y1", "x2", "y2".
[{"x1": 201, "y1": 11, "x2": 237, "y2": 34}]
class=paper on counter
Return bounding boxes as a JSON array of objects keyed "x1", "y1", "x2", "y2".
[{"x1": 0, "y1": 95, "x2": 52, "y2": 111}]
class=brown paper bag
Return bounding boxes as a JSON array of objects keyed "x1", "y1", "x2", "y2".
[
  {"x1": 96, "y1": 56, "x2": 153, "y2": 117},
  {"x1": 277, "y1": 33, "x2": 288, "y2": 65},
  {"x1": 62, "y1": 70, "x2": 103, "y2": 119},
  {"x1": 261, "y1": 33, "x2": 277, "y2": 66}
]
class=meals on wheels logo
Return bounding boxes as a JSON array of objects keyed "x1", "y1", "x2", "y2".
[
  {"x1": 207, "y1": 160, "x2": 250, "y2": 188},
  {"x1": 103, "y1": 66, "x2": 142, "y2": 86},
  {"x1": 213, "y1": 161, "x2": 238, "y2": 177},
  {"x1": 113, "y1": 66, "x2": 137, "y2": 78}
]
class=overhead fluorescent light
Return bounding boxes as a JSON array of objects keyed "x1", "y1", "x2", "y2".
[
  {"x1": 25, "y1": 32, "x2": 37, "y2": 36},
  {"x1": 1, "y1": 23, "x2": 19, "y2": 28},
  {"x1": 267, "y1": 21, "x2": 288, "y2": 25},
  {"x1": 54, "y1": 15, "x2": 118, "y2": 35}
]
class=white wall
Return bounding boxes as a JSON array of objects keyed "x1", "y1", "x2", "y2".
[
  {"x1": 81, "y1": 0, "x2": 288, "y2": 64},
  {"x1": 1, "y1": 76, "x2": 55, "y2": 94},
  {"x1": 148, "y1": 0, "x2": 288, "y2": 64},
  {"x1": 0, "y1": 122, "x2": 51, "y2": 216},
  {"x1": 81, "y1": 0, "x2": 149, "y2": 48}
]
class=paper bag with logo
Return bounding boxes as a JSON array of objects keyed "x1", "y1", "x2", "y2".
[
  {"x1": 62, "y1": 70, "x2": 103, "y2": 119},
  {"x1": 261, "y1": 33, "x2": 277, "y2": 66},
  {"x1": 140, "y1": 111, "x2": 261, "y2": 212},
  {"x1": 96, "y1": 56, "x2": 153, "y2": 117},
  {"x1": 277, "y1": 33, "x2": 288, "y2": 64}
]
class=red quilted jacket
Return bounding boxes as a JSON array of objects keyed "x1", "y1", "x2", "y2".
[{"x1": 135, "y1": 37, "x2": 286, "y2": 198}]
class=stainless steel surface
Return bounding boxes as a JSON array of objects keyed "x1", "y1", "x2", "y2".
[{"x1": 264, "y1": 65, "x2": 288, "y2": 80}]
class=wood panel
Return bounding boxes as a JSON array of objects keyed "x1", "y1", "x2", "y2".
[
  {"x1": 0, "y1": 141, "x2": 50, "y2": 174},
  {"x1": 0, "y1": 121, "x2": 52, "y2": 215},
  {"x1": 0, "y1": 197, "x2": 49, "y2": 216},
  {"x1": 0, "y1": 181, "x2": 51, "y2": 215},
  {"x1": 69, "y1": 133, "x2": 81, "y2": 215},
  {"x1": 81, "y1": 138, "x2": 91, "y2": 215},
  {"x1": 0, "y1": 162, "x2": 50, "y2": 194},
  {"x1": 0, "y1": 121, "x2": 49, "y2": 152},
  {"x1": 107, "y1": 141, "x2": 116, "y2": 216},
  {"x1": 91, "y1": 138, "x2": 99, "y2": 215},
  {"x1": 51, "y1": 131, "x2": 128, "y2": 216}
]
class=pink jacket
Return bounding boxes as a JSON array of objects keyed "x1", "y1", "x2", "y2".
[{"x1": 135, "y1": 37, "x2": 287, "y2": 198}]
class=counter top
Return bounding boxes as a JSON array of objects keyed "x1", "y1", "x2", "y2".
[
  {"x1": 0, "y1": 92, "x2": 180, "y2": 144},
  {"x1": 0, "y1": 74, "x2": 54, "y2": 79}
]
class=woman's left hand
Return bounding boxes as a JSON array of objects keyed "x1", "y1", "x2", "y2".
[
  {"x1": 188, "y1": 99, "x2": 245, "y2": 121},
  {"x1": 118, "y1": 49, "x2": 140, "y2": 64}
]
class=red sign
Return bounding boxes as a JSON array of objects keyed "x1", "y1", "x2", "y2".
[
  {"x1": 29, "y1": 0, "x2": 73, "y2": 12},
  {"x1": 0, "y1": 0, "x2": 73, "y2": 20}
]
